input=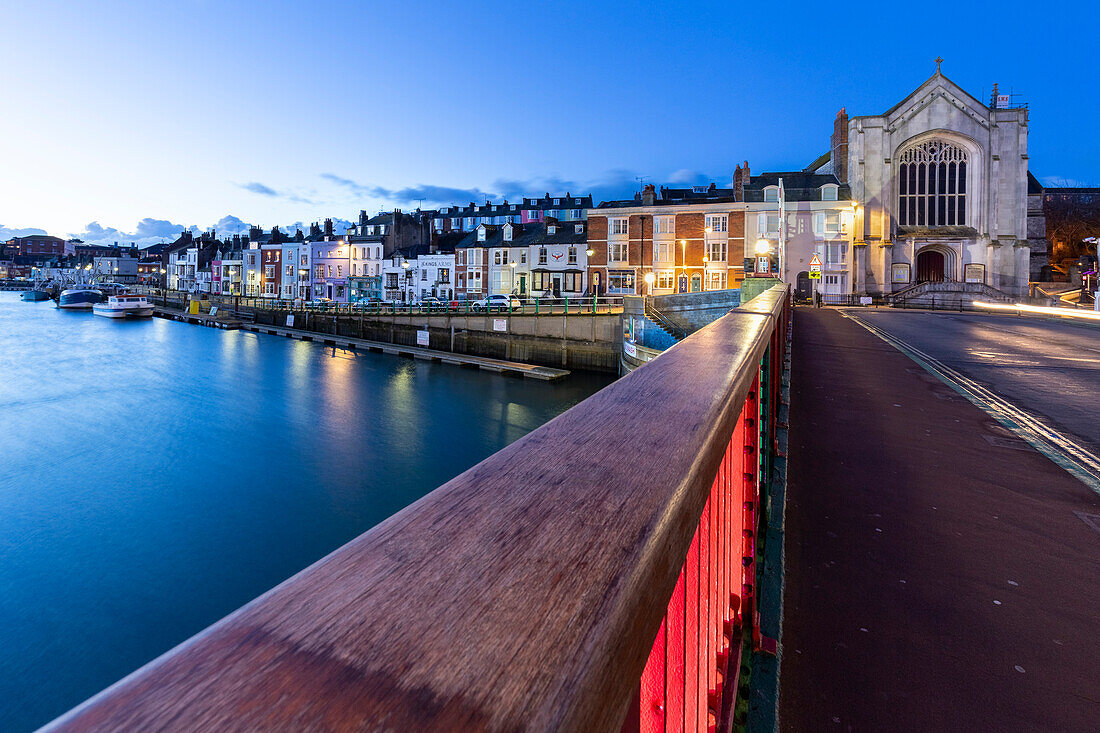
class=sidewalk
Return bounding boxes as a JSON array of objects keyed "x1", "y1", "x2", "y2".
[{"x1": 779, "y1": 308, "x2": 1100, "y2": 731}]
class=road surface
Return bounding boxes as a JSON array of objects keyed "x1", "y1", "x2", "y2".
[{"x1": 779, "y1": 308, "x2": 1100, "y2": 732}]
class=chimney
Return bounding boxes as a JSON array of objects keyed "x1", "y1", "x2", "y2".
[
  {"x1": 642, "y1": 183, "x2": 657, "y2": 206},
  {"x1": 324, "y1": 218, "x2": 334, "y2": 237},
  {"x1": 734, "y1": 165, "x2": 743, "y2": 201},
  {"x1": 831, "y1": 108, "x2": 849, "y2": 184}
]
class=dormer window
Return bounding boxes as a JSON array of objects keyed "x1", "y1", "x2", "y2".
[
  {"x1": 503, "y1": 224, "x2": 513, "y2": 241},
  {"x1": 821, "y1": 184, "x2": 839, "y2": 201},
  {"x1": 574, "y1": 224, "x2": 584, "y2": 234},
  {"x1": 553, "y1": 198, "x2": 560, "y2": 205},
  {"x1": 764, "y1": 186, "x2": 780, "y2": 203},
  {"x1": 547, "y1": 224, "x2": 556, "y2": 235},
  {"x1": 477, "y1": 226, "x2": 486, "y2": 242}
]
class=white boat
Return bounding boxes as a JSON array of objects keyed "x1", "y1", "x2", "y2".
[{"x1": 92, "y1": 294, "x2": 154, "y2": 318}]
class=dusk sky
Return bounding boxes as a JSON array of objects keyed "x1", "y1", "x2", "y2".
[{"x1": 2, "y1": 0, "x2": 1095, "y2": 246}]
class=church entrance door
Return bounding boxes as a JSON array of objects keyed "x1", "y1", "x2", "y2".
[{"x1": 916, "y1": 250, "x2": 945, "y2": 282}]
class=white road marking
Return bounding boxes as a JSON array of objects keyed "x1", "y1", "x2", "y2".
[{"x1": 841, "y1": 311, "x2": 1100, "y2": 497}]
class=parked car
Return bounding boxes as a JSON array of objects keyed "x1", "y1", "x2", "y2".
[
  {"x1": 473, "y1": 294, "x2": 524, "y2": 311},
  {"x1": 419, "y1": 296, "x2": 447, "y2": 310}
]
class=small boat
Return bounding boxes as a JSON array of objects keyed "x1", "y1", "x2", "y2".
[
  {"x1": 92, "y1": 294, "x2": 154, "y2": 318},
  {"x1": 21, "y1": 289, "x2": 51, "y2": 302},
  {"x1": 58, "y1": 287, "x2": 104, "y2": 310}
]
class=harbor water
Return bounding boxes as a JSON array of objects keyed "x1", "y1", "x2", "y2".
[{"x1": 0, "y1": 292, "x2": 614, "y2": 731}]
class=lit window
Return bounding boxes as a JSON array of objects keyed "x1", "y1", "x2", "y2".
[
  {"x1": 705, "y1": 215, "x2": 728, "y2": 233},
  {"x1": 822, "y1": 185, "x2": 838, "y2": 201},
  {"x1": 611, "y1": 218, "x2": 628, "y2": 235},
  {"x1": 897, "y1": 139, "x2": 969, "y2": 226}
]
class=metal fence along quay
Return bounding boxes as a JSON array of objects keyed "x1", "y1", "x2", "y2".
[
  {"x1": 44, "y1": 285, "x2": 791, "y2": 732},
  {"x1": 139, "y1": 288, "x2": 625, "y2": 316}
]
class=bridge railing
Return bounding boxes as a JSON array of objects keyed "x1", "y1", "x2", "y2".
[{"x1": 46, "y1": 284, "x2": 791, "y2": 733}]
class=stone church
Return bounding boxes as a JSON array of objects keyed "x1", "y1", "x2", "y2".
[{"x1": 830, "y1": 66, "x2": 1033, "y2": 298}]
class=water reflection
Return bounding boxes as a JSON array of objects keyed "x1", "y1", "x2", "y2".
[{"x1": 0, "y1": 292, "x2": 614, "y2": 732}]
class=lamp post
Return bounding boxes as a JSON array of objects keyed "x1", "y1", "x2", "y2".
[
  {"x1": 679, "y1": 239, "x2": 687, "y2": 293},
  {"x1": 509, "y1": 260, "x2": 517, "y2": 295},
  {"x1": 643, "y1": 271, "x2": 655, "y2": 297},
  {"x1": 702, "y1": 255, "x2": 709, "y2": 291}
]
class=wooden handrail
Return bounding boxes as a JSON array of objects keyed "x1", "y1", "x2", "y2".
[{"x1": 46, "y1": 287, "x2": 790, "y2": 732}]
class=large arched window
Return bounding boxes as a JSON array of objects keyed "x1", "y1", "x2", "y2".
[{"x1": 897, "y1": 140, "x2": 968, "y2": 226}]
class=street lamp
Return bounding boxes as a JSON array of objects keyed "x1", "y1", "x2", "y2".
[
  {"x1": 755, "y1": 238, "x2": 771, "y2": 255},
  {"x1": 680, "y1": 239, "x2": 687, "y2": 292},
  {"x1": 643, "y1": 271, "x2": 655, "y2": 296}
]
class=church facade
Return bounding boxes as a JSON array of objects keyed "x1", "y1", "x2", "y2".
[{"x1": 841, "y1": 68, "x2": 1031, "y2": 297}]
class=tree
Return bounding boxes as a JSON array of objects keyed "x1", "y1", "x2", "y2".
[{"x1": 1044, "y1": 192, "x2": 1100, "y2": 264}]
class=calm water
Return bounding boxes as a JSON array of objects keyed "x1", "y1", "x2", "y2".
[{"x1": 0, "y1": 292, "x2": 612, "y2": 731}]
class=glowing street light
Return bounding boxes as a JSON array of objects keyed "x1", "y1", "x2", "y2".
[
  {"x1": 643, "y1": 271, "x2": 655, "y2": 296},
  {"x1": 755, "y1": 238, "x2": 772, "y2": 255}
]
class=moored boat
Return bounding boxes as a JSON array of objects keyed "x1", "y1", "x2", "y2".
[
  {"x1": 21, "y1": 289, "x2": 51, "y2": 302},
  {"x1": 58, "y1": 288, "x2": 104, "y2": 310},
  {"x1": 92, "y1": 294, "x2": 154, "y2": 318}
]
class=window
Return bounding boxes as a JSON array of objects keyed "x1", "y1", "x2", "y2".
[
  {"x1": 763, "y1": 186, "x2": 779, "y2": 203},
  {"x1": 264, "y1": 265, "x2": 275, "y2": 278},
  {"x1": 706, "y1": 242, "x2": 727, "y2": 262},
  {"x1": 553, "y1": 198, "x2": 560, "y2": 205},
  {"x1": 822, "y1": 184, "x2": 839, "y2": 201},
  {"x1": 655, "y1": 216, "x2": 674, "y2": 234},
  {"x1": 539, "y1": 247, "x2": 548, "y2": 265},
  {"x1": 336, "y1": 265, "x2": 342, "y2": 277},
  {"x1": 897, "y1": 139, "x2": 968, "y2": 226},
  {"x1": 421, "y1": 269, "x2": 427, "y2": 281},
  {"x1": 564, "y1": 272, "x2": 582, "y2": 291},
  {"x1": 547, "y1": 225, "x2": 556, "y2": 235},
  {"x1": 386, "y1": 273, "x2": 398, "y2": 288},
  {"x1": 825, "y1": 212, "x2": 841, "y2": 234},
  {"x1": 575, "y1": 224, "x2": 584, "y2": 233},
  {"x1": 572, "y1": 209, "x2": 581, "y2": 219},
  {"x1": 300, "y1": 255, "x2": 307, "y2": 266},
  {"x1": 503, "y1": 226, "x2": 512, "y2": 241},
  {"x1": 609, "y1": 242, "x2": 628, "y2": 262},
  {"x1": 707, "y1": 271, "x2": 726, "y2": 290},
  {"x1": 654, "y1": 242, "x2": 672, "y2": 262},
  {"x1": 568, "y1": 246, "x2": 577, "y2": 264},
  {"x1": 478, "y1": 228, "x2": 487, "y2": 242},
  {"x1": 494, "y1": 250, "x2": 501, "y2": 265},
  {"x1": 439, "y1": 268, "x2": 450, "y2": 283},
  {"x1": 705, "y1": 215, "x2": 728, "y2": 233},
  {"x1": 607, "y1": 270, "x2": 636, "y2": 294},
  {"x1": 285, "y1": 265, "x2": 293, "y2": 276},
  {"x1": 611, "y1": 218, "x2": 628, "y2": 235},
  {"x1": 826, "y1": 243, "x2": 847, "y2": 264},
  {"x1": 657, "y1": 271, "x2": 674, "y2": 290},
  {"x1": 520, "y1": 251, "x2": 527, "y2": 264}
]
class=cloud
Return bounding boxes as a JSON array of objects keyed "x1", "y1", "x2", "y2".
[
  {"x1": 239, "y1": 181, "x2": 314, "y2": 205},
  {"x1": 1041, "y1": 175, "x2": 1095, "y2": 188},
  {"x1": 0, "y1": 224, "x2": 49, "y2": 239},
  {"x1": 241, "y1": 182, "x2": 278, "y2": 196}
]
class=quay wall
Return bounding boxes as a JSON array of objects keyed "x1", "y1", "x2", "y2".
[{"x1": 235, "y1": 306, "x2": 619, "y2": 373}]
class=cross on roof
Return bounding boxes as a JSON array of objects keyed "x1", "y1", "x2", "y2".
[{"x1": 935, "y1": 56, "x2": 944, "y2": 73}]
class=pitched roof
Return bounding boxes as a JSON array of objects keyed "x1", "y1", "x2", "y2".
[{"x1": 743, "y1": 172, "x2": 851, "y2": 202}]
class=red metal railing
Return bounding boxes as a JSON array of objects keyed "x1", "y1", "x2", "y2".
[
  {"x1": 44, "y1": 284, "x2": 790, "y2": 733},
  {"x1": 631, "y1": 291, "x2": 788, "y2": 733}
]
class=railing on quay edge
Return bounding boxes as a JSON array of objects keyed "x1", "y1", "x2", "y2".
[
  {"x1": 47, "y1": 284, "x2": 792, "y2": 733},
  {"x1": 140, "y1": 288, "x2": 624, "y2": 316}
]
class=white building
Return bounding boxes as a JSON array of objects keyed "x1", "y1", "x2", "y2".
[
  {"x1": 94, "y1": 255, "x2": 139, "y2": 283},
  {"x1": 842, "y1": 67, "x2": 1031, "y2": 296},
  {"x1": 408, "y1": 253, "x2": 456, "y2": 302}
]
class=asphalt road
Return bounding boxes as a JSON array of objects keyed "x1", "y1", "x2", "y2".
[
  {"x1": 843, "y1": 310, "x2": 1100, "y2": 453},
  {"x1": 780, "y1": 308, "x2": 1100, "y2": 732}
]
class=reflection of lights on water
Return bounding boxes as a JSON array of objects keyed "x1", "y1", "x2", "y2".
[{"x1": 321, "y1": 347, "x2": 355, "y2": 414}]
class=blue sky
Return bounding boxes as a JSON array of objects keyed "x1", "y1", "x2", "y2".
[{"x1": 1, "y1": 0, "x2": 1095, "y2": 246}]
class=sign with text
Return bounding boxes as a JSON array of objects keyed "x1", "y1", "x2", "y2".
[
  {"x1": 964, "y1": 264, "x2": 986, "y2": 284},
  {"x1": 493, "y1": 318, "x2": 507, "y2": 332},
  {"x1": 416, "y1": 330, "x2": 429, "y2": 346},
  {"x1": 624, "y1": 341, "x2": 637, "y2": 358},
  {"x1": 286, "y1": 314, "x2": 294, "y2": 328},
  {"x1": 891, "y1": 263, "x2": 911, "y2": 284}
]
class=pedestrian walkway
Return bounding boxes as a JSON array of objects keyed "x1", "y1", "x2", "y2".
[{"x1": 779, "y1": 308, "x2": 1100, "y2": 732}]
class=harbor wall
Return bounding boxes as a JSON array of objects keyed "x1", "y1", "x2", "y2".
[{"x1": 250, "y1": 310, "x2": 619, "y2": 373}]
